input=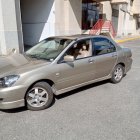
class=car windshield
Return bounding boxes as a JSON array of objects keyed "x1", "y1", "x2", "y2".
[{"x1": 26, "y1": 38, "x2": 72, "y2": 61}]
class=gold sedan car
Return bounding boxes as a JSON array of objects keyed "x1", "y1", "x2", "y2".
[{"x1": 0, "y1": 35, "x2": 132, "y2": 111}]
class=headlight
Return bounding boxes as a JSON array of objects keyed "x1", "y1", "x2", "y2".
[{"x1": 0, "y1": 75, "x2": 20, "y2": 88}]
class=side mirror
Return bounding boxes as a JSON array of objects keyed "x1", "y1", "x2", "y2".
[{"x1": 64, "y1": 55, "x2": 74, "y2": 62}]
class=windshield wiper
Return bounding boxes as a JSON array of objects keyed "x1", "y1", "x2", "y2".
[
  {"x1": 26, "y1": 54, "x2": 41, "y2": 59},
  {"x1": 39, "y1": 57, "x2": 51, "y2": 61},
  {"x1": 26, "y1": 53, "x2": 52, "y2": 61}
]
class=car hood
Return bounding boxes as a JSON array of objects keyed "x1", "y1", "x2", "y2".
[{"x1": 0, "y1": 54, "x2": 50, "y2": 77}]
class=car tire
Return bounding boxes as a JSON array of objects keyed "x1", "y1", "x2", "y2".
[
  {"x1": 26, "y1": 82, "x2": 54, "y2": 111},
  {"x1": 110, "y1": 64, "x2": 124, "y2": 84}
]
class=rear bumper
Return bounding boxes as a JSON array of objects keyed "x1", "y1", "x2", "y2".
[
  {"x1": 0, "y1": 85, "x2": 27, "y2": 109},
  {"x1": 125, "y1": 57, "x2": 132, "y2": 74}
]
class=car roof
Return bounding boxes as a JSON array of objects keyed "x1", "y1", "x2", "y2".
[{"x1": 49, "y1": 34, "x2": 110, "y2": 40}]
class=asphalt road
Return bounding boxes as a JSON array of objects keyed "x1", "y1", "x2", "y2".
[{"x1": 0, "y1": 39, "x2": 140, "y2": 140}]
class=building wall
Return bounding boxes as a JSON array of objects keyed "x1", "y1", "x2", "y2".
[
  {"x1": 0, "y1": 0, "x2": 140, "y2": 55},
  {"x1": 0, "y1": 0, "x2": 22, "y2": 55},
  {"x1": 21, "y1": 0, "x2": 55, "y2": 46},
  {"x1": 112, "y1": 5, "x2": 119, "y2": 33},
  {"x1": 55, "y1": 0, "x2": 81, "y2": 36},
  {"x1": 133, "y1": 0, "x2": 140, "y2": 14},
  {"x1": 101, "y1": 1, "x2": 112, "y2": 20},
  {"x1": 55, "y1": 0, "x2": 65, "y2": 36},
  {"x1": 117, "y1": 2, "x2": 139, "y2": 37},
  {"x1": 67, "y1": 0, "x2": 82, "y2": 34},
  {"x1": 21, "y1": 0, "x2": 82, "y2": 46},
  {"x1": 0, "y1": 41, "x2": 1, "y2": 54},
  {"x1": 117, "y1": 8, "x2": 124, "y2": 36},
  {"x1": 132, "y1": 0, "x2": 140, "y2": 34}
]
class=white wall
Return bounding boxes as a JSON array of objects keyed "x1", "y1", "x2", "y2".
[
  {"x1": 55, "y1": 0, "x2": 65, "y2": 35},
  {"x1": 67, "y1": 0, "x2": 82, "y2": 35},
  {"x1": 0, "y1": 0, "x2": 23, "y2": 55},
  {"x1": 55, "y1": 0, "x2": 81, "y2": 36},
  {"x1": 21, "y1": 0, "x2": 82, "y2": 46},
  {"x1": 133, "y1": 0, "x2": 140, "y2": 14},
  {"x1": 127, "y1": 16, "x2": 137, "y2": 35},
  {"x1": 117, "y1": 4, "x2": 139, "y2": 36},
  {"x1": 112, "y1": 5, "x2": 119, "y2": 33},
  {"x1": 21, "y1": 0, "x2": 55, "y2": 46},
  {"x1": 117, "y1": 8, "x2": 124, "y2": 36},
  {"x1": 101, "y1": 1, "x2": 112, "y2": 20}
]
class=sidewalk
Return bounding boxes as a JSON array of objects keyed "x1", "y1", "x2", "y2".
[{"x1": 115, "y1": 35, "x2": 140, "y2": 43}]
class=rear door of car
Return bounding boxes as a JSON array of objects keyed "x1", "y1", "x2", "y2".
[{"x1": 92, "y1": 37, "x2": 118, "y2": 79}]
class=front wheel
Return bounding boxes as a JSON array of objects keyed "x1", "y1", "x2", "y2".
[
  {"x1": 26, "y1": 82, "x2": 54, "y2": 111},
  {"x1": 110, "y1": 64, "x2": 124, "y2": 84}
]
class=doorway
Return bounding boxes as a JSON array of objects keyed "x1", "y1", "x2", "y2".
[
  {"x1": 20, "y1": 0, "x2": 55, "y2": 51},
  {"x1": 82, "y1": 0, "x2": 99, "y2": 30}
]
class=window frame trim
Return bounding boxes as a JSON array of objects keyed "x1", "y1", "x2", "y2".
[
  {"x1": 91, "y1": 37, "x2": 117, "y2": 56},
  {"x1": 57, "y1": 38, "x2": 93, "y2": 64}
]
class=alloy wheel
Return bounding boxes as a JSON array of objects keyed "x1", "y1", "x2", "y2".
[
  {"x1": 27, "y1": 87, "x2": 49, "y2": 108},
  {"x1": 114, "y1": 67, "x2": 123, "y2": 81}
]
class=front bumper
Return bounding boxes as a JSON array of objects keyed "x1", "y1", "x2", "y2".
[
  {"x1": 0, "y1": 99, "x2": 24, "y2": 109},
  {"x1": 0, "y1": 85, "x2": 27, "y2": 109}
]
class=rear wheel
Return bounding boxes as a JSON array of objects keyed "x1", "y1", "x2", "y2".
[
  {"x1": 26, "y1": 82, "x2": 54, "y2": 111},
  {"x1": 110, "y1": 64, "x2": 124, "y2": 84}
]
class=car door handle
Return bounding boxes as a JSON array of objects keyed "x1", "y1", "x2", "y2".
[{"x1": 88, "y1": 58, "x2": 94, "y2": 63}]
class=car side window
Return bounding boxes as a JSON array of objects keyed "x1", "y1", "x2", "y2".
[
  {"x1": 63, "y1": 39, "x2": 92, "y2": 60},
  {"x1": 92, "y1": 38, "x2": 116, "y2": 56}
]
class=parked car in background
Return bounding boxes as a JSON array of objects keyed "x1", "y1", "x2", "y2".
[{"x1": 0, "y1": 35, "x2": 132, "y2": 111}]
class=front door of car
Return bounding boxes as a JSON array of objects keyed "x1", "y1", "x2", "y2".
[
  {"x1": 92, "y1": 37, "x2": 117, "y2": 79},
  {"x1": 55, "y1": 38, "x2": 96, "y2": 90}
]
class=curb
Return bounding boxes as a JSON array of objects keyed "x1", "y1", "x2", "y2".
[{"x1": 115, "y1": 36, "x2": 140, "y2": 43}]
